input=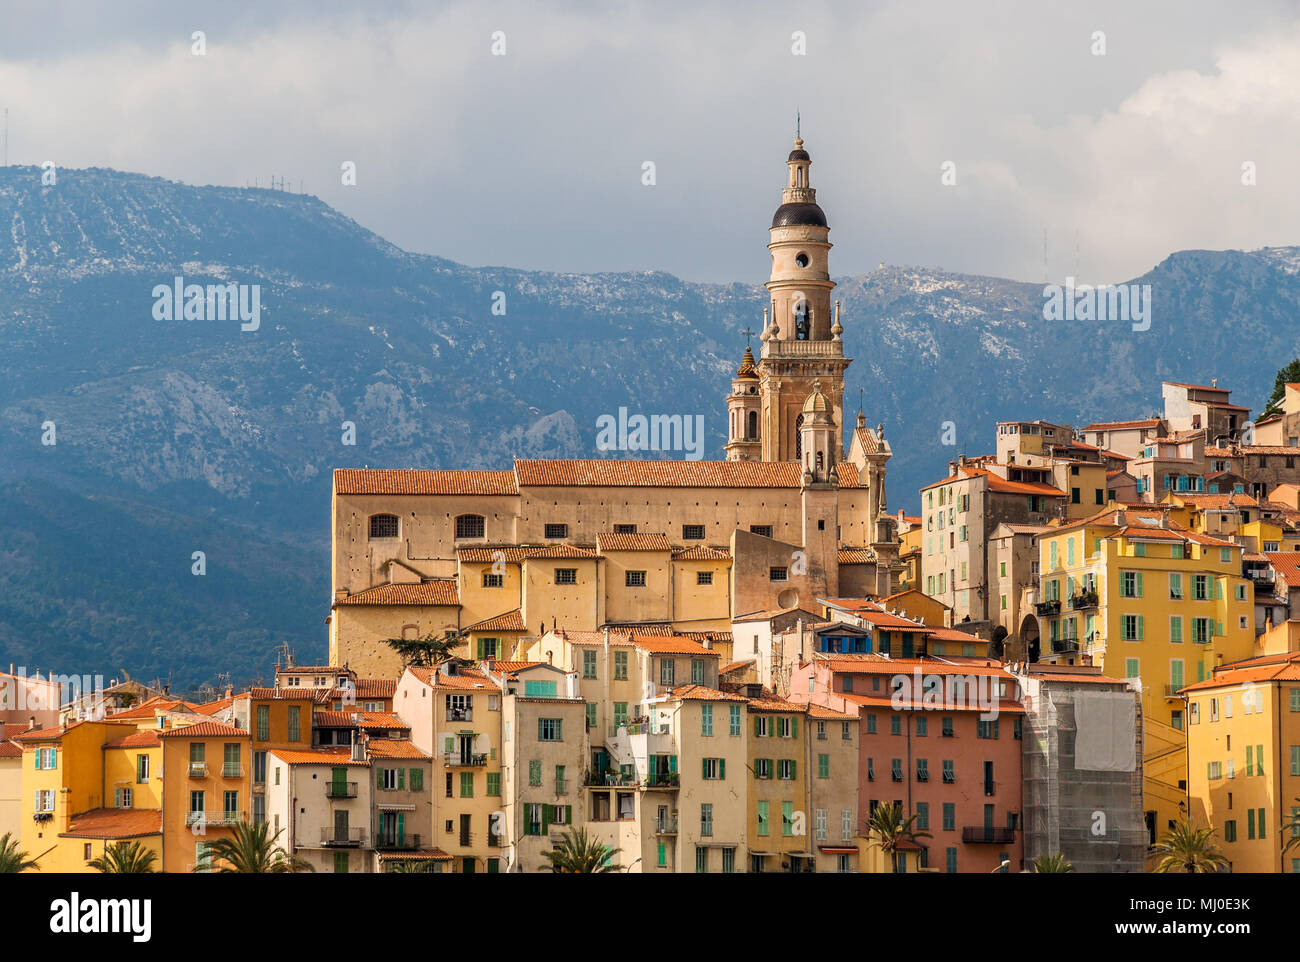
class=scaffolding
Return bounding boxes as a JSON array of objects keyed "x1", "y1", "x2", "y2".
[{"x1": 1020, "y1": 674, "x2": 1147, "y2": 872}]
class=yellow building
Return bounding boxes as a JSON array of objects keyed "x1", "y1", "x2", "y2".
[
  {"x1": 1033, "y1": 504, "x2": 1255, "y2": 843},
  {"x1": 744, "y1": 690, "x2": 811, "y2": 873},
  {"x1": 1183, "y1": 651, "x2": 1300, "y2": 872},
  {"x1": 158, "y1": 719, "x2": 252, "y2": 873}
]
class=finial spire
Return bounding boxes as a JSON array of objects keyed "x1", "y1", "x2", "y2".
[
  {"x1": 796, "y1": 109, "x2": 800, "y2": 141},
  {"x1": 740, "y1": 326, "x2": 755, "y2": 347}
]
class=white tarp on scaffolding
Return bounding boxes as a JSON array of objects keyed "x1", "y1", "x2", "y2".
[{"x1": 1073, "y1": 690, "x2": 1136, "y2": 771}]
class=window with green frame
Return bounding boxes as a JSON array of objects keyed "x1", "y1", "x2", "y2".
[
  {"x1": 460, "y1": 772, "x2": 473, "y2": 797},
  {"x1": 818, "y1": 753, "x2": 829, "y2": 778},
  {"x1": 583, "y1": 649, "x2": 598, "y2": 679},
  {"x1": 701, "y1": 704, "x2": 713, "y2": 736},
  {"x1": 757, "y1": 800, "x2": 769, "y2": 836},
  {"x1": 410, "y1": 768, "x2": 424, "y2": 791},
  {"x1": 287, "y1": 706, "x2": 301, "y2": 742},
  {"x1": 781, "y1": 800, "x2": 794, "y2": 837},
  {"x1": 528, "y1": 760, "x2": 541, "y2": 786},
  {"x1": 691, "y1": 659, "x2": 705, "y2": 684},
  {"x1": 255, "y1": 705, "x2": 269, "y2": 741},
  {"x1": 614, "y1": 650, "x2": 628, "y2": 680},
  {"x1": 586, "y1": 703, "x2": 597, "y2": 730},
  {"x1": 486, "y1": 772, "x2": 501, "y2": 796},
  {"x1": 334, "y1": 851, "x2": 349, "y2": 874},
  {"x1": 696, "y1": 847, "x2": 707, "y2": 873},
  {"x1": 729, "y1": 704, "x2": 741, "y2": 735}
]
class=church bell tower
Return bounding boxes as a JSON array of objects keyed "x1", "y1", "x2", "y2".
[{"x1": 754, "y1": 131, "x2": 851, "y2": 463}]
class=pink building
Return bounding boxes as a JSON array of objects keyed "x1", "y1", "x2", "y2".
[{"x1": 790, "y1": 654, "x2": 1024, "y2": 873}]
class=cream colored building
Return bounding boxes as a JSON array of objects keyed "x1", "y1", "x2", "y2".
[{"x1": 265, "y1": 746, "x2": 372, "y2": 873}]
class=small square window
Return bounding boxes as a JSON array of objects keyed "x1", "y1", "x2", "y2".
[
  {"x1": 626, "y1": 571, "x2": 647, "y2": 587},
  {"x1": 770, "y1": 567, "x2": 788, "y2": 582},
  {"x1": 544, "y1": 523, "x2": 568, "y2": 540}
]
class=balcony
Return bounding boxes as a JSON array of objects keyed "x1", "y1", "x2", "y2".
[
  {"x1": 1068, "y1": 590, "x2": 1099, "y2": 610},
  {"x1": 1163, "y1": 685, "x2": 1185, "y2": 700},
  {"x1": 443, "y1": 752, "x2": 488, "y2": 767},
  {"x1": 445, "y1": 707, "x2": 473, "y2": 723},
  {"x1": 610, "y1": 722, "x2": 648, "y2": 737},
  {"x1": 375, "y1": 833, "x2": 421, "y2": 851},
  {"x1": 321, "y1": 827, "x2": 366, "y2": 847},
  {"x1": 1035, "y1": 600, "x2": 1060, "y2": 616},
  {"x1": 916, "y1": 770, "x2": 929, "y2": 782},
  {"x1": 326, "y1": 781, "x2": 358, "y2": 798},
  {"x1": 1051, "y1": 638, "x2": 1080, "y2": 654},
  {"x1": 221, "y1": 764, "x2": 244, "y2": 779},
  {"x1": 186, "y1": 810, "x2": 245, "y2": 827},
  {"x1": 655, "y1": 815, "x2": 679, "y2": 835},
  {"x1": 644, "y1": 773, "x2": 680, "y2": 790},
  {"x1": 188, "y1": 762, "x2": 208, "y2": 778},
  {"x1": 585, "y1": 771, "x2": 639, "y2": 787},
  {"x1": 962, "y1": 826, "x2": 1016, "y2": 844}
]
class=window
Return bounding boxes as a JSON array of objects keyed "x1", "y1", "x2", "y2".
[
  {"x1": 777, "y1": 759, "x2": 796, "y2": 780},
  {"x1": 942, "y1": 760, "x2": 954, "y2": 783},
  {"x1": 770, "y1": 566, "x2": 788, "y2": 581},
  {"x1": 460, "y1": 772, "x2": 474, "y2": 797},
  {"x1": 614, "y1": 523, "x2": 637, "y2": 534},
  {"x1": 782, "y1": 801, "x2": 794, "y2": 837},
  {"x1": 614, "y1": 651, "x2": 628, "y2": 680},
  {"x1": 750, "y1": 525, "x2": 773, "y2": 538},
  {"x1": 114, "y1": 787, "x2": 133, "y2": 808},
  {"x1": 660, "y1": 659, "x2": 675, "y2": 686},
  {"x1": 556, "y1": 568, "x2": 577, "y2": 585},
  {"x1": 481, "y1": 572, "x2": 504, "y2": 589},
  {"x1": 529, "y1": 760, "x2": 541, "y2": 786},
  {"x1": 755, "y1": 758, "x2": 772, "y2": 779},
  {"x1": 702, "y1": 757, "x2": 724, "y2": 779},
  {"x1": 818, "y1": 753, "x2": 830, "y2": 778},
  {"x1": 136, "y1": 754, "x2": 150, "y2": 783},
  {"x1": 582, "y1": 649, "x2": 598, "y2": 679},
  {"x1": 454, "y1": 514, "x2": 485, "y2": 539},
  {"x1": 697, "y1": 571, "x2": 713, "y2": 586},
  {"x1": 1121, "y1": 571, "x2": 1142, "y2": 598},
  {"x1": 1194, "y1": 575, "x2": 1209, "y2": 601},
  {"x1": 701, "y1": 705, "x2": 714, "y2": 736},
  {"x1": 544, "y1": 523, "x2": 568, "y2": 540},
  {"x1": 626, "y1": 570, "x2": 646, "y2": 587},
  {"x1": 537, "y1": 718, "x2": 563, "y2": 741},
  {"x1": 692, "y1": 659, "x2": 705, "y2": 684},
  {"x1": 701, "y1": 803, "x2": 714, "y2": 836},
  {"x1": 368, "y1": 514, "x2": 398, "y2": 539},
  {"x1": 943, "y1": 802, "x2": 955, "y2": 830},
  {"x1": 682, "y1": 524, "x2": 705, "y2": 540},
  {"x1": 730, "y1": 704, "x2": 742, "y2": 736},
  {"x1": 722, "y1": 848, "x2": 735, "y2": 873},
  {"x1": 757, "y1": 801, "x2": 770, "y2": 836}
]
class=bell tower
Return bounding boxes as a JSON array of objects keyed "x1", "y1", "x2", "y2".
[{"x1": 757, "y1": 130, "x2": 851, "y2": 463}]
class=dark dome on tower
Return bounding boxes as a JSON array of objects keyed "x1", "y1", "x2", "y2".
[
  {"x1": 787, "y1": 147, "x2": 810, "y2": 162},
  {"x1": 771, "y1": 202, "x2": 827, "y2": 228}
]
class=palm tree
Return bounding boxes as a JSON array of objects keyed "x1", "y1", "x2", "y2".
[
  {"x1": 1281, "y1": 798, "x2": 1300, "y2": 856},
  {"x1": 0, "y1": 833, "x2": 37, "y2": 873},
  {"x1": 386, "y1": 860, "x2": 434, "y2": 874},
  {"x1": 864, "y1": 804, "x2": 932, "y2": 873},
  {"x1": 1150, "y1": 820, "x2": 1229, "y2": 874},
  {"x1": 1031, "y1": 853, "x2": 1075, "y2": 873},
  {"x1": 540, "y1": 827, "x2": 620, "y2": 873},
  {"x1": 88, "y1": 839, "x2": 158, "y2": 873},
  {"x1": 203, "y1": 820, "x2": 314, "y2": 873}
]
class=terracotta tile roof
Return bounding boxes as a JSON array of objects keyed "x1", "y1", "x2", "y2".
[
  {"x1": 14, "y1": 725, "x2": 69, "y2": 742},
  {"x1": 465, "y1": 609, "x2": 525, "y2": 632},
  {"x1": 746, "y1": 693, "x2": 808, "y2": 713},
  {"x1": 244, "y1": 687, "x2": 320, "y2": 701},
  {"x1": 104, "y1": 730, "x2": 162, "y2": 749},
  {"x1": 0, "y1": 740, "x2": 22, "y2": 758},
  {"x1": 355, "y1": 678, "x2": 397, "y2": 700},
  {"x1": 1264, "y1": 553, "x2": 1300, "y2": 584},
  {"x1": 835, "y1": 462, "x2": 864, "y2": 487},
  {"x1": 457, "y1": 545, "x2": 527, "y2": 563},
  {"x1": 269, "y1": 747, "x2": 367, "y2": 766},
  {"x1": 666, "y1": 684, "x2": 749, "y2": 702},
  {"x1": 513, "y1": 458, "x2": 803, "y2": 488},
  {"x1": 1028, "y1": 671, "x2": 1130, "y2": 686},
  {"x1": 334, "y1": 581, "x2": 460, "y2": 607},
  {"x1": 486, "y1": 660, "x2": 545, "y2": 677},
  {"x1": 926, "y1": 628, "x2": 987, "y2": 644},
  {"x1": 314, "y1": 710, "x2": 409, "y2": 730},
  {"x1": 106, "y1": 696, "x2": 203, "y2": 720},
  {"x1": 60, "y1": 808, "x2": 163, "y2": 840},
  {"x1": 544, "y1": 629, "x2": 633, "y2": 646},
  {"x1": 1169, "y1": 493, "x2": 1259, "y2": 508},
  {"x1": 596, "y1": 532, "x2": 672, "y2": 552},
  {"x1": 880, "y1": 588, "x2": 950, "y2": 608},
  {"x1": 854, "y1": 426, "x2": 882, "y2": 454},
  {"x1": 922, "y1": 465, "x2": 1065, "y2": 497},
  {"x1": 682, "y1": 630, "x2": 732, "y2": 645},
  {"x1": 1082, "y1": 419, "x2": 1163, "y2": 431},
  {"x1": 671, "y1": 545, "x2": 731, "y2": 561},
  {"x1": 377, "y1": 848, "x2": 453, "y2": 862},
  {"x1": 523, "y1": 544, "x2": 598, "y2": 558},
  {"x1": 837, "y1": 548, "x2": 876, "y2": 564},
  {"x1": 719, "y1": 659, "x2": 755, "y2": 675},
  {"x1": 1238, "y1": 445, "x2": 1300, "y2": 455},
  {"x1": 1182, "y1": 651, "x2": 1300, "y2": 692},
  {"x1": 1163, "y1": 381, "x2": 1230, "y2": 393},
  {"x1": 158, "y1": 720, "x2": 249, "y2": 739},
  {"x1": 805, "y1": 703, "x2": 856, "y2": 720},
  {"x1": 630, "y1": 634, "x2": 717, "y2": 656},
  {"x1": 842, "y1": 690, "x2": 1025, "y2": 714},
  {"x1": 405, "y1": 666, "x2": 501, "y2": 691},
  {"x1": 367, "y1": 738, "x2": 429, "y2": 759},
  {"x1": 852, "y1": 610, "x2": 931, "y2": 632},
  {"x1": 334, "y1": 468, "x2": 518, "y2": 496}
]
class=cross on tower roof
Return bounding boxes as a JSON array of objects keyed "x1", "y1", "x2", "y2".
[{"x1": 740, "y1": 326, "x2": 756, "y2": 347}]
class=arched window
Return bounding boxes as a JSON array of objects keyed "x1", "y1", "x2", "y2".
[
  {"x1": 369, "y1": 514, "x2": 399, "y2": 539},
  {"x1": 455, "y1": 514, "x2": 485, "y2": 539},
  {"x1": 794, "y1": 300, "x2": 810, "y2": 340},
  {"x1": 748, "y1": 410, "x2": 758, "y2": 440}
]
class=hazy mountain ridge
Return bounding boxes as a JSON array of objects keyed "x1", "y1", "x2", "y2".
[{"x1": 2, "y1": 165, "x2": 1299, "y2": 687}]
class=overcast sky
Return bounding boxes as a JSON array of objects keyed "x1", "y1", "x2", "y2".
[{"x1": 3, "y1": 0, "x2": 1300, "y2": 285}]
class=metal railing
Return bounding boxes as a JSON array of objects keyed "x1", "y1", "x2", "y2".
[
  {"x1": 655, "y1": 815, "x2": 679, "y2": 835},
  {"x1": 221, "y1": 764, "x2": 244, "y2": 778},
  {"x1": 1068, "y1": 591, "x2": 1098, "y2": 610},
  {"x1": 645, "y1": 773, "x2": 680, "y2": 789},
  {"x1": 585, "y1": 772, "x2": 638, "y2": 787},
  {"x1": 1035, "y1": 600, "x2": 1060, "y2": 616},
  {"x1": 320, "y1": 827, "x2": 366, "y2": 847},
  {"x1": 326, "y1": 781, "x2": 358, "y2": 798},
  {"x1": 186, "y1": 810, "x2": 245, "y2": 827},
  {"x1": 443, "y1": 752, "x2": 488, "y2": 767},
  {"x1": 961, "y1": 826, "x2": 1016, "y2": 844},
  {"x1": 188, "y1": 762, "x2": 208, "y2": 777},
  {"x1": 375, "y1": 833, "x2": 421, "y2": 851}
]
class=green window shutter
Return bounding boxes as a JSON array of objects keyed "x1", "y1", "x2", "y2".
[
  {"x1": 791, "y1": 715, "x2": 798, "y2": 738},
  {"x1": 668, "y1": 754, "x2": 677, "y2": 774},
  {"x1": 754, "y1": 716, "x2": 762, "y2": 737},
  {"x1": 1136, "y1": 616, "x2": 1144, "y2": 641},
  {"x1": 789, "y1": 759, "x2": 796, "y2": 779},
  {"x1": 1134, "y1": 572, "x2": 1143, "y2": 597},
  {"x1": 410, "y1": 768, "x2": 423, "y2": 791},
  {"x1": 542, "y1": 805, "x2": 552, "y2": 834},
  {"x1": 703, "y1": 758, "x2": 709, "y2": 779},
  {"x1": 719, "y1": 758, "x2": 725, "y2": 779},
  {"x1": 565, "y1": 805, "x2": 572, "y2": 823}
]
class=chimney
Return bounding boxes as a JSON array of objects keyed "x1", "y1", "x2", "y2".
[
  {"x1": 27, "y1": 716, "x2": 35, "y2": 731},
  {"x1": 334, "y1": 588, "x2": 350, "y2": 602}
]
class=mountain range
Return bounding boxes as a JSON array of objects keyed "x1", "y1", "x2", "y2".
[{"x1": 2, "y1": 164, "x2": 1298, "y2": 690}]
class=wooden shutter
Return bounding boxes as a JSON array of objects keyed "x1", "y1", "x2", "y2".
[
  {"x1": 791, "y1": 715, "x2": 799, "y2": 738},
  {"x1": 719, "y1": 759, "x2": 725, "y2": 779}
]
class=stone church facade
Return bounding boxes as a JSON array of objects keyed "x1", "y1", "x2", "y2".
[{"x1": 328, "y1": 136, "x2": 903, "y2": 678}]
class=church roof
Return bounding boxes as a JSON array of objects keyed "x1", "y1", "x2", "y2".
[
  {"x1": 736, "y1": 345, "x2": 758, "y2": 379},
  {"x1": 513, "y1": 459, "x2": 804, "y2": 489},
  {"x1": 335, "y1": 469, "x2": 518, "y2": 496},
  {"x1": 771, "y1": 202, "x2": 827, "y2": 229}
]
